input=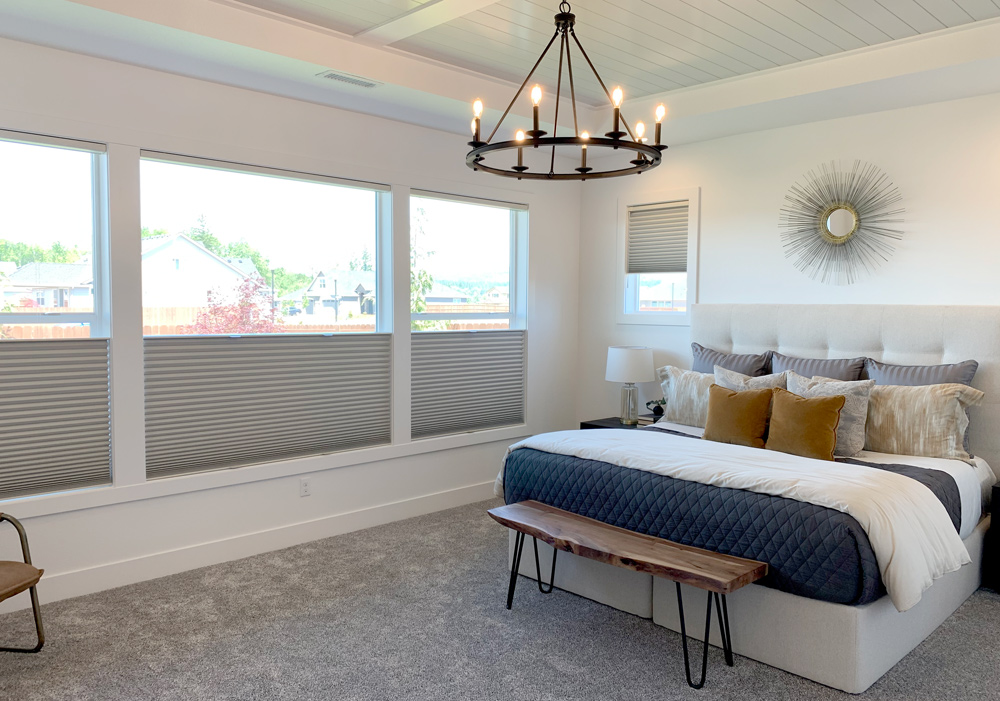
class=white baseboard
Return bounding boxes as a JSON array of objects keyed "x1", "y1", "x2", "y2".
[{"x1": 0, "y1": 481, "x2": 496, "y2": 614}]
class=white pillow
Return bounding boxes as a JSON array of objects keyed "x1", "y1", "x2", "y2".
[
  {"x1": 786, "y1": 371, "x2": 874, "y2": 457},
  {"x1": 656, "y1": 365, "x2": 714, "y2": 429},
  {"x1": 714, "y1": 365, "x2": 787, "y2": 391}
]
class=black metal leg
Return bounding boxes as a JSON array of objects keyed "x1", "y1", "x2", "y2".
[
  {"x1": 714, "y1": 593, "x2": 733, "y2": 667},
  {"x1": 506, "y1": 531, "x2": 526, "y2": 610},
  {"x1": 675, "y1": 583, "x2": 712, "y2": 690},
  {"x1": 0, "y1": 585, "x2": 45, "y2": 653},
  {"x1": 532, "y1": 537, "x2": 557, "y2": 594}
]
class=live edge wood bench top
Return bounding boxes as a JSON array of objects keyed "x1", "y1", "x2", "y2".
[{"x1": 488, "y1": 500, "x2": 767, "y2": 594}]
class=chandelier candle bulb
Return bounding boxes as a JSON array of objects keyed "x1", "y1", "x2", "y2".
[
  {"x1": 655, "y1": 104, "x2": 665, "y2": 146},
  {"x1": 612, "y1": 87, "x2": 623, "y2": 136},
  {"x1": 580, "y1": 131, "x2": 589, "y2": 169},
  {"x1": 531, "y1": 85, "x2": 542, "y2": 139},
  {"x1": 472, "y1": 98, "x2": 484, "y2": 143},
  {"x1": 513, "y1": 129, "x2": 527, "y2": 175}
]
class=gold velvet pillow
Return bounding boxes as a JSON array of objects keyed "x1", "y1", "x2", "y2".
[
  {"x1": 703, "y1": 384, "x2": 773, "y2": 449},
  {"x1": 765, "y1": 388, "x2": 845, "y2": 461}
]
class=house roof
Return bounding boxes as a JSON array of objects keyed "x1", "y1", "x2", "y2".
[
  {"x1": 308, "y1": 269, "x2": 376, "y2": 297},
  {"x1": 141, "y1": 233, "x2": 254, "y2": 279},
  {"x1": 427, "y1": 282, "x2": 469, "y2": 299},
  {"x1": 7, "y1": 262, "x2": 91, "y2": 288},
  {"x1": 223, "y1": 257, "x2": 260, "y2": 277}
]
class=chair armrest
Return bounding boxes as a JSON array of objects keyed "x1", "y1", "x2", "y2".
[{"x1": 0, "y1": 513, "x2": 34, "y2": 566}]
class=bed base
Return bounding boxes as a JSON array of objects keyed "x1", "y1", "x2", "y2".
[{"x1": 510, "y1": 515, "x2": 988, "y2": 694}]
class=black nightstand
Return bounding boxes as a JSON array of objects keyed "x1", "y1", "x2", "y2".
[
  {"x1": 580, "y1": 415, "x2": 655, "y2": 430},
  {"x1": 984, "y1": 484, "x2": 1000, "y2": 590}
]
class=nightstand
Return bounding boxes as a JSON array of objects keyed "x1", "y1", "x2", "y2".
[
  {"x1": 580, "y1": 415, "x2": 656, "y2": 430},
  {"x1": 984, "y1": 484, "x2": 1000, "y2": 590}
]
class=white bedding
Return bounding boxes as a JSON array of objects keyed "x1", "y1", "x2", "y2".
[
  {"x1": 496, "y1": 427, "x2": 975, "y2": 612},
  {"x1": 650, "y1": 421, "x2": 996, "y2": 539}
]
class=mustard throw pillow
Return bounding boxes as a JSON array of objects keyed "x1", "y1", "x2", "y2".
[
  {"x1": 765, "y1": 388, "x2": 845, "y2": 461},
  {"x1": 703, "y1": 384, "x2": 772, "y2": 449}
]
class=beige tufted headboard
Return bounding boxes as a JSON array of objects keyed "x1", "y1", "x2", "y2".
[{"x1": 692, "y1": 304, "x2": 1000, "y2": 470}]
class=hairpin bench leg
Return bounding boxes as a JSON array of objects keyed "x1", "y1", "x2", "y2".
[
  {"x1": 675, "y1": 582, "x2": 713, "y2": 690},
  {"x1": 506, "y1": 531, "x2": 526, "y2": 610},
  {"x1": 532, "y1": 536, "x2": 557, "y2": 594},
  {"x1": 714, "y1": 593, "x2": 733, "y2": 667}
]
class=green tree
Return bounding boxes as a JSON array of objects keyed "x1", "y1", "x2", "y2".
[
  {"x1": 186, "y1": 215, "x2": 223, "y2": 255},
  {"x1": 0, "y1": 239, "x2": 85, "y2": 266},
  {"x1": 349, "y1": 246, "x2": 374, "y2": 272},
  {"x1": 141, "y1": 227, "x2": 169, "y2": 238},
  {"x1": 410, "y1": 206, "x2": 442, "y2": 331}
]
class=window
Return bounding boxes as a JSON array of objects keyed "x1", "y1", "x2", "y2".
[
  {"x1": 140, "y1": 153, "x2": 391, "y2": 478},
  {"x1": 0, "y1": 131, "x2": 108, "y2": 338},
  {"x1": 409, "y1": 192, "x2": 526, "y2": 332},
  {"x1": 140, "y1": 153, "x2": 385, "y2": 336},
  {"x1": 0, "y1": 130, "x2": 111, "y2": 499},
  {"x1": 409, "y1": 192, "x2": 527, "y2": 439},
  {"x1": 617, "y1": 188, "x2": 699, "y2": 326}
]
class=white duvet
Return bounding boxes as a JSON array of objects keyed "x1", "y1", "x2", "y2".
[{"x1": 495, "y1": 427, "x2": 973, "y2": 612}]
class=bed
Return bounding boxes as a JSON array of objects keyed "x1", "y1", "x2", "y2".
[{"x1": 500, "y1": 304, "x2": 1000, "y2": 694}]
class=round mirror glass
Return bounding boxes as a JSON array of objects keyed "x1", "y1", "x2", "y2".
[{"x1": 826, "y1": 207, "x2": 857, "y2": 238}]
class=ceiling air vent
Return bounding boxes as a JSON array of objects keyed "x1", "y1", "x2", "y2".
[{"x1": 315, "y1": 70, "x2": 381, "y2": 89}]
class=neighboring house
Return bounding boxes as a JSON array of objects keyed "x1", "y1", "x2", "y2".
[
  {"x1": 141, "y1": 234, "x2": 253, "y2": 308},
  {"x1": 2, "y1": 262, "x2": 93, "y2": 308},
  {"x1": 297, "y1": 269, "x2": 376, "y2": 318},
  {"x1": 484, "y1": 286, "x2": 509, "y2": 304},
  {"x1": 426, "y1": 282, "x2": 470, "y2": 304}
]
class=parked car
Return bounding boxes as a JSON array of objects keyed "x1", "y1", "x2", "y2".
[{"x1": 287, "y1": 306, "x2": 302, "y2": 316}]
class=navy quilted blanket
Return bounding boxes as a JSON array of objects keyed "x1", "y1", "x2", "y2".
[{"x1": 503, "y1": 435, "x2": 961, "y2": 605}]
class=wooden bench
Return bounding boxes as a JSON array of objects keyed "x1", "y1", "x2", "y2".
[{"x1": 488, "y1": 500, "x2": 767, "y2": 689}]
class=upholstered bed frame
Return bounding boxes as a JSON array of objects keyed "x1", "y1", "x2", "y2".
[{"x1": 513, "y1": 304, "x2": 999, "y2": 694}]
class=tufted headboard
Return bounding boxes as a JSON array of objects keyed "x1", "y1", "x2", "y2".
[{"x1": 692, "y1": 304, "x2": 1000, "y2": 470}]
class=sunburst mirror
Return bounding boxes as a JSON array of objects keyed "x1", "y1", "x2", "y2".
[{"x1": 778, "y1": 161, "x2": 904, "y2": 285}]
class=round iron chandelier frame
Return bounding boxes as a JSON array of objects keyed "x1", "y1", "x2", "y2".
[{"x1": 466, "y1": 2, "x2": 667, "y2": 181}]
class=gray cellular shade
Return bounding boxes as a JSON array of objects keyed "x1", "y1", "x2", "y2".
[
  {"x1": 411, "y1": 330, "x2": 525, "y2": 439},
  {"x1": 144, "y1": 334, "x2": 391, "y2": 478},
  {"x1": 770, "y1": 352, "x2": 866, "y2": 381},
  {"x1": 691, "y1": 343, "x2": 771, "y2": 376},
  {"x1": 0, "y1": 339, "x2": 111, "y2": 498},
  {"x1": 626, "y1": 201, "x2": 689, "y2": 274}
]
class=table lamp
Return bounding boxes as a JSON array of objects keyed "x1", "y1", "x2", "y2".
[{"x1": 605, "y1": 346, "x2": 654, "y2": 425}]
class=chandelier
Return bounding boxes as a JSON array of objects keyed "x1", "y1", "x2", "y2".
[{"x1": 466, "y1": 2, "x2": 666, "y2": 181}]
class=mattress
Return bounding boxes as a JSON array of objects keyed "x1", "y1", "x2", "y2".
[{"x1": 503, "y1": 424, "x2": 991, "y2": 606}]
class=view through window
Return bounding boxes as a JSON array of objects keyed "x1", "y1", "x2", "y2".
[
  {"x1": 0, "y1": 136, "x2": 103, "y2": 339},
  {"x1": 410, "y1": 195, "x2": 514, "y2": 331},
  {"x1": 140, "y1": 157, "x2": 380, "y2": 335}
]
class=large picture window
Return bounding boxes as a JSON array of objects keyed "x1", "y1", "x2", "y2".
[
  {"x1": 0, "y1": 131, "x2": 108, "y2": 339},
  {"x1": 140, "y1": 154, "x2": 384, "y2": 335},
  {"x1": 409, "y1": 192, "x2": 525, "y2": 331}
]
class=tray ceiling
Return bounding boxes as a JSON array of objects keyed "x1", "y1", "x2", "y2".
[{"x1": 234, "y1": 0, "x2": 1000, "y2": 104}]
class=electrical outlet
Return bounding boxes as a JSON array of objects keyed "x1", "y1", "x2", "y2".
[{"x1": 299, "y1": 477, "x2": 312, "y2": 497}]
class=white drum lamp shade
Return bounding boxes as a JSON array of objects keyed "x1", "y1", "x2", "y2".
[
  {"x1": 605, "y1": 346, "x2": 654, "y2": 383},
  {"x1": 606, "y1": 346, "x2": 653, "y2": 424}
]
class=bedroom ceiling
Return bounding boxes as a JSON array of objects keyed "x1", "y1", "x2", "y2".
[
  {"x1": 232, "y1": 0, "x2": 1000, "y2": 105},
  {"x1": 3, "y1": 0, "x2": 1000, "y2": 146}
]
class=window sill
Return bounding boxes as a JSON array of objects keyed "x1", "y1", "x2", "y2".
[
  {"x1": 616, "y1": 311, "x2": 691, "y2": 327},
  {"x1": 1, "y1": 424, "x2": 530, "y2": 519}
]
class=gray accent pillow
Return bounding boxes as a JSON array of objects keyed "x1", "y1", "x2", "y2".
[
  {"x1": 864, "y1": 359, "x2": 979, "y2": 386},
  {"x1": 863, "y1": 359, "x2": 979, "y2": 455},
  {"x1": 787, "y1": 372, "x2": 874, "y2": 457},
  {"x1": 714, "y1": 365, "x2": 787, "y2": 391},
  {"x1": 771, "y1": 352, "x2": 866, "y2": 381},
  {"x1": 692, "y1": 343, "x2": 771, "y2": 376}
]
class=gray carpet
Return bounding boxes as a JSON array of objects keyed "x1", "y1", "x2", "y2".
[{"x1": 1, "y1": 499, "x2": 998, "y2": 700}]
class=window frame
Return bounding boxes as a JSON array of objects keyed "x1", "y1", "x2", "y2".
[
  {"x1": 408, "y1": 189, "x2": 528, "y2": 331},
  {"x1": 0, "y1": 129, "x2": 110, "y2": 336},
  {"x1": 615, "y1": 186, "x2": 700, "y2": 327},
  {"x1": 137, "y1": 150, "x2": 392, "y2": 336}
]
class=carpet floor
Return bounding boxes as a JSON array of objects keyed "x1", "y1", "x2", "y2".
[{"x1": 1, "y1": 499, "x2": 998, "y2": 700}]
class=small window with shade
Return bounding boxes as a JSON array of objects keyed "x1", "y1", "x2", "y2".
[{"x1": 616, "y1": 188, "x2": 699, "y2": 326}]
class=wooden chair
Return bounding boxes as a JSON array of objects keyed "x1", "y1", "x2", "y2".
[{"x1": 0, "y1": 513, "x2": 45, "y2": 653}]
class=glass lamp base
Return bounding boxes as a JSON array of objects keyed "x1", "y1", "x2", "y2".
[{"x1": 619, "y1": 383, "x2": 639, "y2": 425}]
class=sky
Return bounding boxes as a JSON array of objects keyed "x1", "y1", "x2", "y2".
[{"x1": 0, "y1": 139, "x2": 511, "y2": 285}]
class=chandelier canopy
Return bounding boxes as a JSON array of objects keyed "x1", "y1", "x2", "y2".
[{"x1": 466, "y1": 2, "x2": 667, "y2": 181}]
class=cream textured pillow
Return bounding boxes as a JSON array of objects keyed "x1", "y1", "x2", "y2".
[
  {"x1": 657, "y1": 365, "x2": 714, "y2": 428},
  {"x1": 714, "y1": 365, "x2": 787, "y2": 391},
  {"x1": 786, "y1": 372, "x2": 874, "y2": 457},
  {"x1": 865, "y1": 383, "x2": 985, "y2": 461}
]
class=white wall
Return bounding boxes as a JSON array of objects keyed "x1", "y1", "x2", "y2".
[
  {"x1": 0, "y1": 38, "x2": 581, "y2": 610},
  {"x1": 578, "y1": 92, "x2": 1000, "y2": 419}
]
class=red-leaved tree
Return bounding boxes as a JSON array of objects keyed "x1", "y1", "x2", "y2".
[{"x1": 190, "y1": 276, "x2": 283, "y2": 334}]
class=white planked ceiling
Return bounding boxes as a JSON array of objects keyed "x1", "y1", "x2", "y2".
[{"x1": 234, "y1": 0, "x2": 1000, "y2": 105}]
